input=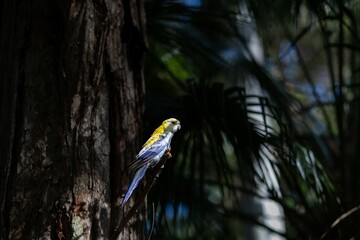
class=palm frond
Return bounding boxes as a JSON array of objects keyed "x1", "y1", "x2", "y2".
[
  {"x1": 146, "y1": 80, "x2": 337, "y2": 239},
  {"x1": 144, "y1": 0, "x2": 360, "y2": 239}
]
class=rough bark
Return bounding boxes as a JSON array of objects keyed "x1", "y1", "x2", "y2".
[{"x1": 0, "y1": 0, "x2": 146, "y2": 239}]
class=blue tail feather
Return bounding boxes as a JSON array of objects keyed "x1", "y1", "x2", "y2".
[{"x1": 121, "y1": 164, "x2": 148, "y2": 206}]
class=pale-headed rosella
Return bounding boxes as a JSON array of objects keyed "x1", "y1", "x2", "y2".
[{"x1": 120, "y1": 118, "x2": 181, "y2": 206}]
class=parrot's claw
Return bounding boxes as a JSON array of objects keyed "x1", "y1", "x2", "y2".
[{"x1": 165, "y1": 147, "x2": 172, "y2": 159}]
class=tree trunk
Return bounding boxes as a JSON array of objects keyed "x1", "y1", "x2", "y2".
[{"x1": 0, "y1": 0, "x2": 147, "y2": 239}]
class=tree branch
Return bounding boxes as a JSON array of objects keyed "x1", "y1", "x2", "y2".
[{"x1": 110, "y1": 150, "x2": 172, "y2": 240}]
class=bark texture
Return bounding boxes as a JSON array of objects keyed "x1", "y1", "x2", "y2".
[{"x1": 0, "y1": 0, "x2": 146, "y2": 239}]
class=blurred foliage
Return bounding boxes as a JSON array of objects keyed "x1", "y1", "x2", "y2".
[{"x1": 142, "y1": 0, "x2": 360, "y2": 239}]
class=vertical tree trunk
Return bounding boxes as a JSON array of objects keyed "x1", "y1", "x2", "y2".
[{"x1": 0, "y1": 0, "x2": 146, "y2": 239}]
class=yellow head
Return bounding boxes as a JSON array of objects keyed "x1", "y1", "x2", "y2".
[{"x1": 162, "y1": 118, "x2": 181, "y2": 133}]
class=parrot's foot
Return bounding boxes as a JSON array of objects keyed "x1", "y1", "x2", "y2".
[{"x1": 164, "y1": 147, "x2": 172, "y2": 159}]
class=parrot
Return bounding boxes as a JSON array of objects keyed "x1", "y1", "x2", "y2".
[{"x1": 120, "y1": 118, "x2": 181, "y2": 206}]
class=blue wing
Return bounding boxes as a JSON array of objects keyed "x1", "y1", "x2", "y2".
[
  {"x1": 121, "y1": 134, "x2": 171, "y2": 206},
  {"x1": 120, "y1": 163, "x2": 149, "y2": 206},
  {"x1": 128, "y1": 134, "x2": 168, "y2": 171}
]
